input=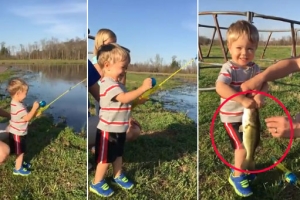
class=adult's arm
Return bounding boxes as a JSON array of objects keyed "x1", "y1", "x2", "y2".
[
  {"x1": 0, "y1": 108, "x2": 10, "y2": 119},
  {"x1": 88, "y1": 59, "x2": 101, "y2": 101},
  {"x1": 88, "y1": 83, "x2": 99, "y2": 102},
  {"x1": 241, "y1": 56, "x2": 300, "y2": 91}
]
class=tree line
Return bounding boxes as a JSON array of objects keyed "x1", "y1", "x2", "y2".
[
  {"x1": 0, "y1": 37, "x2": 87, "y2": 60},
  {"x1": 128, "y1": 54, "x2": 197, "y2": 74},
  {"x1": 199, "y1": 35, "x2": 300, "y2": 46}
]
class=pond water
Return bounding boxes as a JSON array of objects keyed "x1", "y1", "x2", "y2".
[
  {"x1": 2, "y1": 65, "x2": 87, "y2": 132},
  {"x1": 152, "y1": 83, "x2": 197, "y2": 122}
]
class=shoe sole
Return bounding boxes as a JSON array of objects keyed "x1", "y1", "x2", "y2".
[
  {"x1": 228, "y1": 177, "x2": 253, "y2": 197},
  {"x1": 13, "y1": 172, "x2": 31, "y2": 176},
  {"x1": 89, "y1": 187, "x2": 114, "y2": 197},
  {"x1": 113, "y1": 182, "x2": 134, "y2": 190}
]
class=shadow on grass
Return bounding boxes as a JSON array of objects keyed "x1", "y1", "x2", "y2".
[
  {"x1": 88, "y1": 121, "x2": 197, "y2": 199},
  {"x1": 24, "y1": 115, "x2": 67, "y2": 165}
]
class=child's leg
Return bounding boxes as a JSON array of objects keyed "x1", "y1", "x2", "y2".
[
  {"x1": 224, "y1": 123, "x2": 253, "y2": 197},
  {"x1": 112, "y1": 156, "x2": 122, "y2": 177},
  {"x1": 15, "y1": 153, "x2": 24, "y2": 170},
  {"x1": 9, "y1": 134, "x2": 30, "y2": 176},
  {"x1": 93, "y1": 163, "x2": 109, "y2": 184},
  {"x1": 234, "y1": 148, "x2": 246, "y2": 176},
  {"x1": 93, "y1": 129, "x2": 111, "y2": 183},
  {"x1": 112, "y1": 133, "x2": 134, "y2": 190},
  {"x1": 90, "y1": 129, "x2": 114, "y2": 197}
]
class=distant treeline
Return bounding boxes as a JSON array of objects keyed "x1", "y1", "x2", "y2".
[
  {"x1": 199, "y1": 35, "x2": 300, "y2": 46},
  {"x1": 0, "y1": 37, "x2": 86, "y2": 60},
  {"x1": 128, "y1": 54, "x2": 197, "y2": 74}
]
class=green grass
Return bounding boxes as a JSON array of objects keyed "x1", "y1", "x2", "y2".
[
  {"x1": 0, "y1": 71, "x2": 87, "y2": 199},
  {"x1": 199, "y1": 46, "x2": 300, "y2": 199},
  {"x1": 0, "y1": 59, "x2": 86, "y2": 65},
  {"x1": 200, "y1": 45, "x2": 300, "y2": 68},
  {"x1": 88, "y1": 73, "x2": 197, "y2": 199}
]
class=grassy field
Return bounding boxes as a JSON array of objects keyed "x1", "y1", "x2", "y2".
[
  {"x1": 199, "y1": 46, "x2": 300, "y2": 199},
  {"x1": 0, "y1": 71, "x2": 87, "y2": 199},
  {"x1": 88, "y1": 73, "x2": 197, "y2": 199},
  {"x1": 199, "y1": 45, "x2": 300, "y2": 67},
  {"x1": 0, "y1": 59, "x2": 86, "y2": 65}
]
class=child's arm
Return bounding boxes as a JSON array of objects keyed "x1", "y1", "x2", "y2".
[
  {"x1": 216, "y1": 82, "x2": 256, "y2": 108},
  {"x1": 115, "y1": 78, "x2": 152, "y2": 104},
  {"x1": 215, "y1": 64, "x2": 256, "y2": 108},
  {"x1": 22, "y1": 101, "x2": 39, "y2": 122}
]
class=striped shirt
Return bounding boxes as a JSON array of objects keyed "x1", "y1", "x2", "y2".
[
  {"x1": 216, "y1": 60, "x2": 261, "y2": 123},
  {"x1": 97, "y1": 77, "x2": 131, "y2": 132},
  {"x1": 9, "y1": 100, "x2": 28, "y2": 135}
]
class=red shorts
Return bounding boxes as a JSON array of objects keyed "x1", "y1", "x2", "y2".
[
  {"x1": 9, "y1": 133, "x2": 27, "y2": 155},
  {"x1": 94, "y1": 129, "x2": 126, "y2": 164},
  {"x1": 223, "y1": 122, "x2": 243, "y2": 149}
]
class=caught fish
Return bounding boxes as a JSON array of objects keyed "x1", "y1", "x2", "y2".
[{"x1": 239, "y1": 108, "x2": 261, "y2": 170}]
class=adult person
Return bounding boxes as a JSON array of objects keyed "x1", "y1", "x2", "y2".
[
  {"x1": 0, "y1": 109, "x2": 11, "y2": 164},
  {"x1": 241, "y1": 56, "x2": 300, "y2": 138}
]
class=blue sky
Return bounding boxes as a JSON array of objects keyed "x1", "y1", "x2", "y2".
[
  {"x1": 0, "y1": 0, "x2": 86, "y2": 49},
  {"x1": 199, "y1": 0, "x2": 300, "y2": 40},
  {"x1": 88, "y1": 0, "x2": 197, "y2": 64}
]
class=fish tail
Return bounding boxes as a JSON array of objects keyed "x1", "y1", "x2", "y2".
[{"x1": 243, "y1": 158, "x2": 256, "y2": 171}]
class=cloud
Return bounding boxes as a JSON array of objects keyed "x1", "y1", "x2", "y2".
[
  {"x1": 9, "y1": 2, "x2": 86, "y2": 17},
  {"x1": 9, "y1": 1, "x2": 86, "y2": 39}
]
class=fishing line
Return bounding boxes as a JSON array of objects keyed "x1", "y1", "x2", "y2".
[
  {"x1": 37, "y1": 78, "x2": 87, "y2": 115},
  {"x1": 131, "y1": 58, "x2": 195, "y2": 109}
]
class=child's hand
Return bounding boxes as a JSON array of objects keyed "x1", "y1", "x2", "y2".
[
  {"x1": 32, "y1": 101, "x2": 40, "y2": 110},
  {"x1": 253, "y1": 95, "x2": 265, "y2": 108},
  {"x1": 141, "y1": 78, "x2": 152, "y2": 92},
  {"x1": 241, "y1": 97, "x2": 257, "y2": 109}
]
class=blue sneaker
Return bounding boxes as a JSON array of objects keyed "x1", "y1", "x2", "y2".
[
  {"x1": 228, "y1": 172, "x2": 253, "y2": 197},
  {"x1": 13, "y1": 166, "x2": 31, "y2": 176},
  {"x1": 14, "y1": 161, "x2": 32, "y2": 169},
  {"x1": 246, "y1": 173, "x2": 256, "y2": 182},
  {"x1": 89, "y1": 180, "x2": 114, "y2": 197},
  {"x1": 230, "y1": 168, "x2": 256, "y2": 182},
  {"x1": 113, "y1": 173, "x2": 134, "y2": 190}
]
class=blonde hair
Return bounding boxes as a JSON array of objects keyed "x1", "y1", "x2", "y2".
[
  {"x1": 227, "y1": 20, "x2": 259, "y2": 47},
  {"x1": 93, "y1": 29, "x2": 117, "y2": 55},
  {"x1": 7, "y1": 78, "x2": 28, "y2": 96},
  {"x1": 97, "y1": 43, "x2": 131, "y2": 69}
]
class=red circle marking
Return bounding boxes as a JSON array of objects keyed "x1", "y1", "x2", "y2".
[{"x1": 210, "y1": 90, "x2": 294, "y2": 174}]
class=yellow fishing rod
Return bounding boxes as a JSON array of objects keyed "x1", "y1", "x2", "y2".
[
  {"x1": 131, "y1": 58, "x2": 195, "y2": 109},
  {"x1": 271, "y1": 156, "x2": 299, "y2": 186},
  {"x1": 36, "y1": 78, "x2": 87, "y2": 116}
]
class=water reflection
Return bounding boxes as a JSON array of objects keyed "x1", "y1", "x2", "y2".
[
  {"x1": 4, "y1": 65, "x2": 87, "y2": 132},
  {"x1": 153, "y1": 84, "x2": 197, "y2": 122}
]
